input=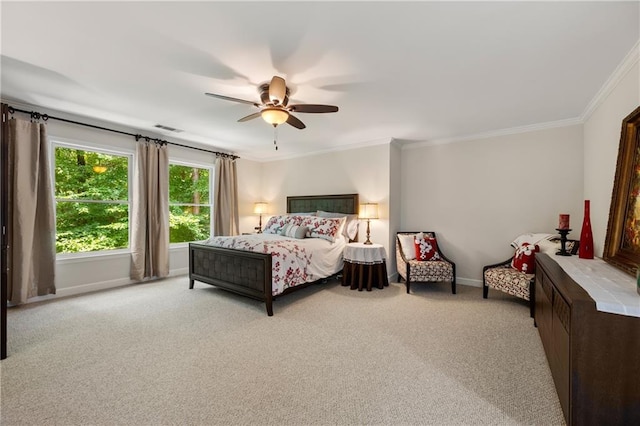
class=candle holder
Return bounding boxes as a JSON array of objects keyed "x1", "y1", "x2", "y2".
[{"x1": 555, "y1": 228, "x2": 572, "y2": 256}]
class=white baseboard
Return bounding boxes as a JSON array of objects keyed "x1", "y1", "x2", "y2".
[
  {"x1": 20, "y1": 269, "x2": 190, "y2": 304},
  {"x1": 457, "y1": 277, "x2": 482, "y2": 288},
  {"x1": 169, "y1": 268, "x2": 189, "y2": 277},
  {"x1": 24, "y1": 268, "x2": 479, "y2": 305}
]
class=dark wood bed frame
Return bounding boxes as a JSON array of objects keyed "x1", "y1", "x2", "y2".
[{"x1": 189, "y1": 193, "x2": 359, "y2": 316}]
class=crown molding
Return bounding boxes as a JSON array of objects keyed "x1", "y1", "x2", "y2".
[
  {"x1": 581, "y1": 38, "x2": 640, "y2": 122},
  {"x1": 402, "y1": 117, "x2": 583, "y2": 150},
  {"x1": 244, "y1": 137, "x2": 394, "y2": 163}
]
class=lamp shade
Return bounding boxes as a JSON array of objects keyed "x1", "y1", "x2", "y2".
[
  {"x1": 359, "y1": 203, "x2": 379, "y2": 220},
  {"x1": 261, "y1": 108, "x2": 289, "y2": 125},
  {"x1": 253, "y1": 202, "x2": 268, "y2": 215}
]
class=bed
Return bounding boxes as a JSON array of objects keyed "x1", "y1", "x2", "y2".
[{"x1": 188, "y1": 194, "x2": 359, "y2": 315}]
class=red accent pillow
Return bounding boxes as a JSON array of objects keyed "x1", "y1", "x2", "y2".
[
  {"x1": 414, "y1": 236, "x2": 441, "y2": 261},
  {"x1": 511, "y1": 243, "x2": 539, "y2": 274}
]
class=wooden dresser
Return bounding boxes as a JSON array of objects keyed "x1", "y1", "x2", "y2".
[{"x1": 534, "y1": 253, "x2": 640, "y2": 425}]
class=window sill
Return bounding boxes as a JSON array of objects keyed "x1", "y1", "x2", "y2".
[
  {"x1": 55, "y1": 242, "x2": 206, "y2": 264},
  {"x1": 56, "y1": 249, "x2": 131, "y2": 264}
]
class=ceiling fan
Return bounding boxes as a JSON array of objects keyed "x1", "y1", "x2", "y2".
[{"x1": 205, "y1": 76, "x2": 339, "y2": 130}]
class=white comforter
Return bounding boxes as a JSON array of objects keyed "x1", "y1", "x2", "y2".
[{"x1": 204, "y1": 233, "x2": 347, "y2": 295}]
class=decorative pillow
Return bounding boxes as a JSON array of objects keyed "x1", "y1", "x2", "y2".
[
  {"x1": 280, "y1": 223, "x2": 308, "y2": 239},
  {"x1": 316, "y1": 211, "x2": 360, "y2": 241},
  {"x1": 414, "y1": 235, "x2": 441, "y2": 261},
  {"x1": 301, "y1": 216, "x2": 346, "y2": 242},
  {"x1": 285, "y1": 215, "x2": 308, "y2": 226},
  {"x1": 397, "y1": 234, "x2": 417, "y2": 260},
  {"x1": 511, "y1": 242, "x2": 539, "y2": 274},
  {"x1": 262, "y1": 215, "x2": 289, "y2": 234}
]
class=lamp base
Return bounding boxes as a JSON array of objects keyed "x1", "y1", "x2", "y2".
[{"x1": 363, "y1": 219, "x2": 373, "y2": 245}]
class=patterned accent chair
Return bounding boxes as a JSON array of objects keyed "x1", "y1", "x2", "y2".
[
  {"x1": 396, "y1": 231, "x2": 456, "y2": 294},
  {"x1": 482, "y1": 239, "x2": 579, "y2": 318},
  {"x1": 483, "y1": 259, "x2": 536, "y2": 317}
]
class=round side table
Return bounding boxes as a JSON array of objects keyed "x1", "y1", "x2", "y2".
[{"x1": 342, "y1": 242, "x2": 389, "y2": 291}]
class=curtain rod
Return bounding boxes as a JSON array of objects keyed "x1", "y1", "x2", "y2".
[{"x1": 6, "y1": 106, "x2": 239, "y2": 160}]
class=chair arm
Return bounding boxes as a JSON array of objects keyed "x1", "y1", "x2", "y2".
[
  {"x1": 437, "y1": 250, "x2": 455, "y2": 267},
  {"x1": 396, "y1": 238, "x2": 408, "y2": 279},
  {"x1": 482, "y1": 258, "x2": 513, "y2": 273}
]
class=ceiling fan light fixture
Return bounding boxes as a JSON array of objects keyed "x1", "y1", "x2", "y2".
[{"x1": 261, "y1": 107, "x2": 289, "y2": 125}]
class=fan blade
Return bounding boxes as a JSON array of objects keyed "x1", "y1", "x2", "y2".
[
  {"x1": 269, "y1": 76, "x2": 287, "y2": 105},
  {"x1": 286, "y1": 114, "x2": 306, "y2": 129},
  {"x1": 238, "y1": 112, "x2": 262, "y2": 122},
  {"x1": 205, "y1": 92, "x2": 259, "y2": 107},
  {"x1": 288, "y1": 104, "x2": 339, "y2": 113}
]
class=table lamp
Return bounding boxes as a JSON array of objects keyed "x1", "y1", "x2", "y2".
[
  {"x1": 253, "y1": 202, "x2": 268, "y2": 233},
  {"x1": 359, "y1": 203, "x2": 379, "y2": 245}
]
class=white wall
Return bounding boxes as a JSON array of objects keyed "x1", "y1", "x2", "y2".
[
  {"x1": 236, "y1": 158, "x2": 264, "y2": 234},
  {"x1": 258, "y1": 143, "x2": 393, "y2": 265},
  {"x1": 388, "y1": 141, "x2": 402, "y2": 275},
  {"x1": 583, "y1": 59, "x2": 640, "y2": 256},
  {"x1": 400, "y1": 125, "x2": 584, "y2": 285}
]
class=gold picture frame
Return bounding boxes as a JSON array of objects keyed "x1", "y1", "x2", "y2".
[{"x1": 603, "y1": 105, "x2": 640, "y2": 276}]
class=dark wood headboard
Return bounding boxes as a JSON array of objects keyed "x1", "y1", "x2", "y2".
[{"x1": 287, "y1": 194, "x2": 359, "y2": 215}]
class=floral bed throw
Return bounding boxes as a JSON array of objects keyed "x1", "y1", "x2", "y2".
[{"x1": 204, "y1": 234, "x2": 342, "y2": 295}]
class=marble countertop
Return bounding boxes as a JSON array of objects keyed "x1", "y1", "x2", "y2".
[{"x1": 548, "y1": 254, "x2": 639, "y2": 318}]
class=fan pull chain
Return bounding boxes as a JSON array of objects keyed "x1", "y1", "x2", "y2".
[{"x1": 273, "y1": 124, "x2": 279, "y2": 151}]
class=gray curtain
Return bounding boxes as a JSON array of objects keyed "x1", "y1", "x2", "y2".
[
  {"x1": 213, "y1": 156, "x2": 239, "y2": 236},
  {"x1": 8, "y1": 118, "x2": 56, "y2": 304},
  {"x1": 130, "y1": 141, "x2": 169, "y2": 281}
]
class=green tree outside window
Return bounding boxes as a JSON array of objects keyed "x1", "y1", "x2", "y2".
[
  {"x1": 55, "y1": 146, "x2": 130, "y2": 253},
  {"x1": 54, "y1": 146, "x2": 212, "y2": 253},
  {"x1": 169, "y1": 164, "x2": 211, "y2": 243}
]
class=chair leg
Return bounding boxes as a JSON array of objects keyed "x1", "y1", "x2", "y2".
[
  {"x1": 406, "y1": 265, "x2": 411, "y2": 294},
  {"x1": 482, "y1": 282, "x2": 488, "y2": 299},
  {"x1": 451, "y1": 264, "x2": 456, "y2": 294}
]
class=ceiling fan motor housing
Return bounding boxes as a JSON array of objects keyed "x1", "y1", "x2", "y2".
[{"x1": 259, "y1": 83, "x2": 289, "y2": 107}]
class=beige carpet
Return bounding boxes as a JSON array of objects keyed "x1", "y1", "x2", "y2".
[{"x1": 1, "y1": 276, "x2": 565, "y2": 425}]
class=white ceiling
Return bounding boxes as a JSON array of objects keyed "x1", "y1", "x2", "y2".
[{"x1": 1, "y1": 1, "x2": 639, "y2": 161}]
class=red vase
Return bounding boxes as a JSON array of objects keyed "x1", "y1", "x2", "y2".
[{"x1": 578, "y1": 200, "x2": 594, "y2": 259}]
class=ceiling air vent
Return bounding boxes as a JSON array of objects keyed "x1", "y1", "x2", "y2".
[{"x1": 154, "y1": 124, "x2": 183, "y2": 133}]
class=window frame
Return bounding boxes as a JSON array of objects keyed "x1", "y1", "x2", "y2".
[
  {"x1": 50, "y1": 138, "x2": 133, "y2": 259},
  {"x1": 168, "y1": 159, "x2": 214, "y2": 247}
]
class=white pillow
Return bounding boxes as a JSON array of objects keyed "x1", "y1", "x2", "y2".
[
  {"x1": 397, "y1": 234, "x2": 416, "y2": 260},
  {"x1": 538, "y1": 238, "x2": 560, "y2": 254},
  {"x1": 511, "y1": 233, "x2": 554, "y2": 248}
]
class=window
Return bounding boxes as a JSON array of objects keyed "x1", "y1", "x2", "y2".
[
  {"x1": 169, "y1": 163, "x2": 212, "y2": 243},
  {"x1": 54, "y1": 143, "x2": 131, "y2": 254}
]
